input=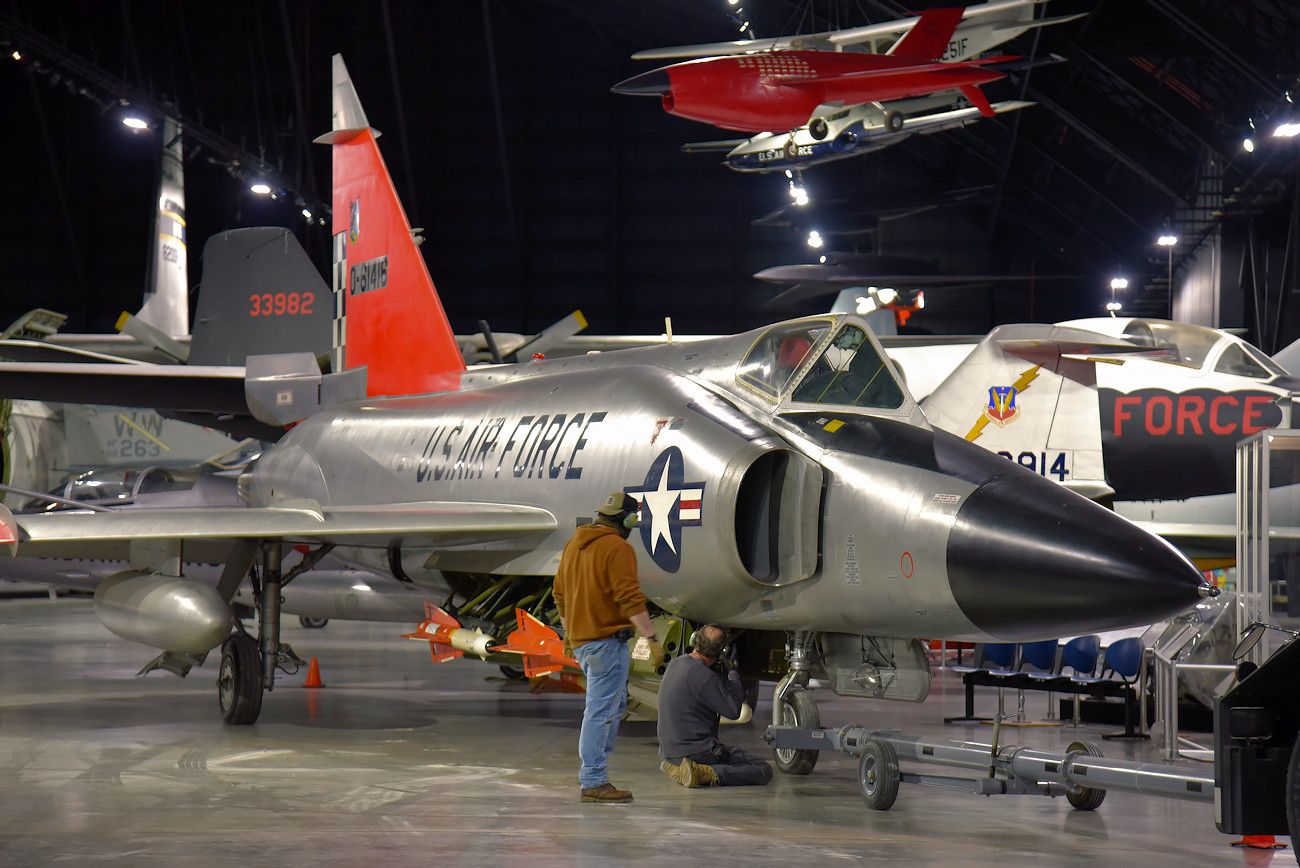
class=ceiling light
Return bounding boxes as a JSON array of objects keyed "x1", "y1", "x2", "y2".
[
  {"x1": 122, "y1": 116, "x2": 148, "y2": 130},
  {"x1": 1157, "y1": 235, "x2": 1178, "y2": 246},
  {"x1": 250, "y1": 183, "x2": 272, "y2": 195},
  {"x1": 1110, "y1": 277, "x2": 1128, "y2": 290},
  {"x1": 1274, "y1": 122, "x2": 1300, "y2": 138},
  {"x1": 1244, "y1": 137, "x2": 1255, "y2": 152},
  {"x1": 806, "y1": 230, "x2": 823, "y2": 248}
]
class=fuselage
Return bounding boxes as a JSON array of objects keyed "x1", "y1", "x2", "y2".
[
  {"x1": 246, "y1": 314, "x2": 1206, "y2": 642},
  {"x1": 617, "y1": 51, "x2": 1004, "y2": 133}
]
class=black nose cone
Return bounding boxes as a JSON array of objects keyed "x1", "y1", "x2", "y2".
[{"x1": 947, "y1": 473, "x2": 1207, "y2": 640}]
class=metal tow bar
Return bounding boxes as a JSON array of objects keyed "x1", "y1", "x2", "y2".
[{"x1": 763, "y1": 717, "x2": 1215, "y2": 812}]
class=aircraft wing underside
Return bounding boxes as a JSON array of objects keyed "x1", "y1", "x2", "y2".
[
  {"x1": 0, "y1": 361, "x2": 250, "y2": 415},
  {"x1": 1, "y1": 501, "x2": 557, "y2": 560}
]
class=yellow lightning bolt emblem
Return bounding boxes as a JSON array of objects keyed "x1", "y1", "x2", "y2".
[{"x1": 964, "y1": 365, "x2": 1041, "y2": 442}]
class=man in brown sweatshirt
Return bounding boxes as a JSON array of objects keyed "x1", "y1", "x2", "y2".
[{"x1": 554, "y1": 491, "x2": 664, "y2": 803}]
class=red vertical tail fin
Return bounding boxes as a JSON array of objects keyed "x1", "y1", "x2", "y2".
[
  {"x1": 314, "y1": 54, "x2": 466, "y2": 397},
  {"x1": 888, "y1": 6, "x2": 965, "y2": 60}
]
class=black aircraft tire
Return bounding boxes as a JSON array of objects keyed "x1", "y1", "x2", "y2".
[
  {"x1": 1065, "y1": 740, "x2": 1107, "y2": 811},
  {"x1": 1286, "y1": 728, "x2": 1300, "y2": 847},
  {"x1": 859, "y1": 739, "x2": 901, "y2": 811},
  {"x1": 885, "y1": 111, "x2": 903, "y2": 132},
  {"x1": 809, "y1": 117, "x2": 829, "y2": 140},
  {"x1": 218, "y1": 635, "x2": 263, "y2": 725},
  {"x1": 299, "y1": 616, "x2": 329, "y2": 629},
  {"x1": 499, "y1": 664, "x2": 526, "y2": 679},
  {"x1": 773, "y1": 690, "x2": 820, "y2": 775},
  {"x1": 741, "y1": 677, "x2": 761, "y2": 719}
]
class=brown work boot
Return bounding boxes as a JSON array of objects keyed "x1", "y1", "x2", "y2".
[
  {"x1": 580, "y1": 782, "x2": 633, "y2": 803},
  {"x1": 663, "y1": 758, "x2": 718, "y2": 788}
]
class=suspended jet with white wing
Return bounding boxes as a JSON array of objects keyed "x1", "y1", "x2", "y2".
[{"x1": 618, "y1": 0, "x2": 1080, "y2": 173}]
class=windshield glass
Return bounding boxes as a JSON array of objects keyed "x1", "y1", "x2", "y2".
[
  {"x1": 1214, "y1": 342, "x2": 1286, "y2": 379},
  {"x1": 737, "y1": 321, "x2": 830, "y2": 401},
  {"x1": 790, "y1": 324, "x2": 905, "y2": 409}
]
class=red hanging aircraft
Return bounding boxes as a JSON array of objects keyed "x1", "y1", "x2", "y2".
[{"x1": 612, "y1": 6, "x2": 1014, "y2": 134}]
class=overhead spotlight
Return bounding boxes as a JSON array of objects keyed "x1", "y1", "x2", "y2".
[
  {"x1": 250, "y1": 182, "x2": 272, "y2": 195},
  {"x1": 301, "y1": 208, "x2": 312, "y2": 220},
  {"x1": 728, "y1": 0, "x2": 740, "y2": 5},
  {"x1": 789, "y1": 184, "x2": 809, "y2": 206},
  {"x1": 1106, "y1": 301, "x2": 1123, "y2": 315},
  {"x1": 1244, "y1": 137, "x2": 1255, "y2": 152},
  {"x1": 1110, "y1": 277, "x2": 1128, "y2": 290},
  {"x1": 1273, "y1": 122, "x2": 1300, "y2": 138},
  {"x1": 1157, "y1": 234, "x2": 1178, "y2": 246},
  {"x1": 806, "y1": 230, "x2": 823, "y2": 248},
  {"x1": 818, "y1": 254, "x2": 828, "y2": 264},
  {"x1": 10, "y1": 51, "x2": 21, "y2": 61},
  {"x1": 122, "y1": 116, "x2": 148, "y2": 130}
]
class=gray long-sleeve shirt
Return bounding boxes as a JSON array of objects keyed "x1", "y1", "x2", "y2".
[{"x1": 657, "y1": 654, "x2": 744, "y2": 760}]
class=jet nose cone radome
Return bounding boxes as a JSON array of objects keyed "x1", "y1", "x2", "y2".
[
  {"x1": 611, "y1": 69, "x2": 671, "y2": 96},
  {"x1": 947, "y1": 475, "x2": 1207, "y2": 640}
]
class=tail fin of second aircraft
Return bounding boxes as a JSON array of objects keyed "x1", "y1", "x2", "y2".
[
  {"x1": 888, "y1": 6, "x2": 965, "y2": 60},
  {"x1": 920, "y1": 324, "x2": 1114, "y2": 500},
  {"x1": 314, "y1": 54, "x2": 466, "y2": 398}
]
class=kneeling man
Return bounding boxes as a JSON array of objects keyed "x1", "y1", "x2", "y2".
[{"x1": 658, "y1": 624, "x2": 773, "y2": 787}]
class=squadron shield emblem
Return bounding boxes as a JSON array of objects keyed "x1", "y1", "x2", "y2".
[
  {"x1": 625, "y1": 446, "x2": 705, "y2": 573},
  {"x1": 349, "y1": 198, "x2": 361, "y2": 243},
  {"x1": 985, "y1": 385, "x2": 1020, "y2": 426}
]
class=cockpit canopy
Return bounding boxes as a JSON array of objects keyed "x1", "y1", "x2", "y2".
[
  {"x1": 738, "y1": 318, "x2": 905, "y2": 409},
  {"x1": 1119, "y1": 319, "x2": 1286, "y2": 379}
]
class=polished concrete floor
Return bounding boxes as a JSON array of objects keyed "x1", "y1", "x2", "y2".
[{"x1": 0, "y1": 597, "x2": 1287, "y2": 867}]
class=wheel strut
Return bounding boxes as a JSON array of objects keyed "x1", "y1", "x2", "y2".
[{"x1": 259, "y1": 542, "x2": 283, "y2": 691}]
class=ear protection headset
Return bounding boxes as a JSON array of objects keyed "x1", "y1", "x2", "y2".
[{"x1": 621, "y1": 509, "x2": 639, "y2": 530}]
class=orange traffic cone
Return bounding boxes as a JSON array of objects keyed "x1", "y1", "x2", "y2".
[
  {"x1": 1231, "y1": 835, "x2": 1286, "y2": 850},
  {"x1": 303, "y1": 657, "x2": 325, "y2": 688}
]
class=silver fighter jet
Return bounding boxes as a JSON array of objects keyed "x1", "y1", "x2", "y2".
[{"x1": 0, "y1": 58, "x2": 1210, "y2": 771}]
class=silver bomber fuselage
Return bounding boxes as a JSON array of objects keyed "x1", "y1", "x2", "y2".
[{"x1": 245, "y1": 314, "x2": 1206, "y2": 642}]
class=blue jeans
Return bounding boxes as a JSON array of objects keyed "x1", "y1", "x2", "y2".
[
  {"x1": 574, "y1": 636, "x2": 630, "y2": 789},
  {"x1": 681, "y1": 744, "x2": 774, "y2": 786}
]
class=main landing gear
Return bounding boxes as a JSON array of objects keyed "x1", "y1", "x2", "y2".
[{"x1": 217, "y1": 541, "x2": 324, "y2": 725}]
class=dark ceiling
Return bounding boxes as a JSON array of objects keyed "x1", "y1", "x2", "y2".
[{"x1": 2, "y1": 1, "x2": 1299, "y2": 342}]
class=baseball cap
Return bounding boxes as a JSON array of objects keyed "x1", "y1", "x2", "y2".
[{"x1": 596, "y1": 491, "x2": 638, "y2": 516}]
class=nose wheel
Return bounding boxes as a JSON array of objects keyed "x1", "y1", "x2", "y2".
[{"x1": 773, "y1": 689, "x2": 820, "y2": 775}]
